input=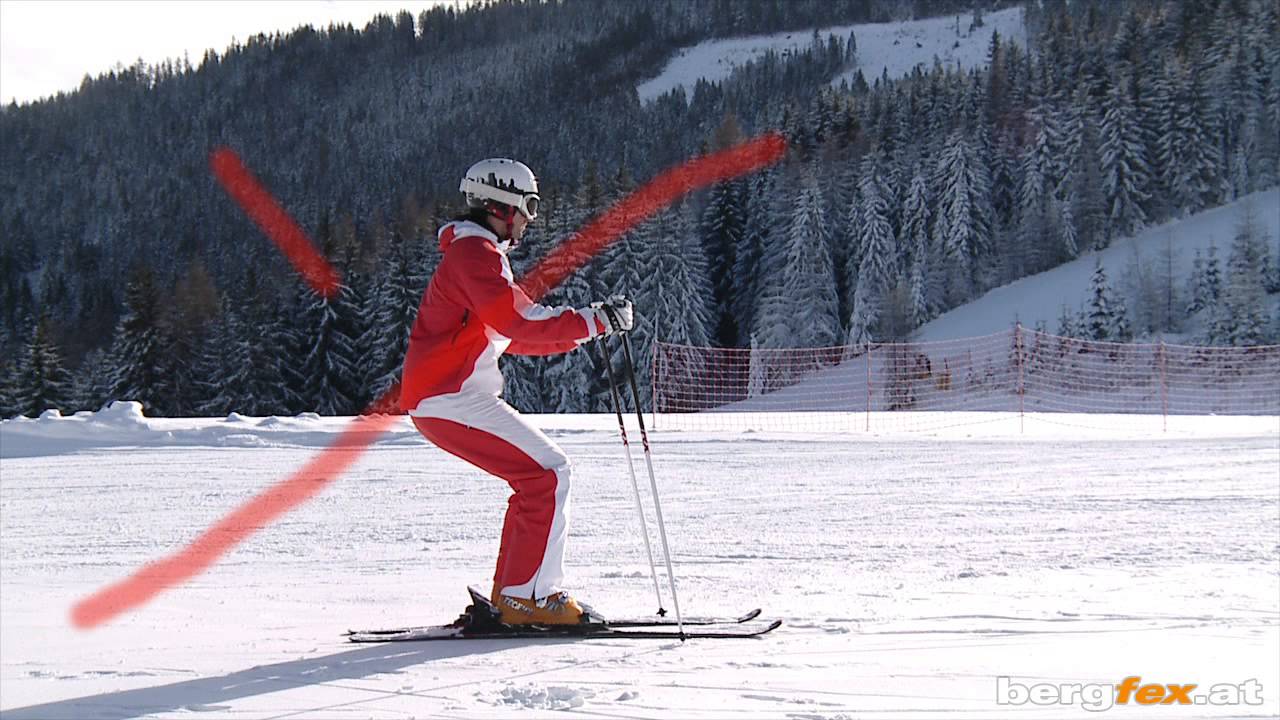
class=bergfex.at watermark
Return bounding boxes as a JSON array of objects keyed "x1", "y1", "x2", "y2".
[{"x1": 997, "y1": 676, "x2": 1264, "y2": 712}]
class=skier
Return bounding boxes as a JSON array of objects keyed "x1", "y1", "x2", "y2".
[{"x1": 400, "y1": 158, "x2": 633, "y2": 625}]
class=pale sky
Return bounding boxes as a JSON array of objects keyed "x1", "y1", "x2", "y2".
[{"x1": 0, "y1": 1, "x2": 459, "y2": 106}]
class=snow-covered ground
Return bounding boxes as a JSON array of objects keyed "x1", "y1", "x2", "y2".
[
  {"x1": 637, "y1": 7, "x2": 1026, "y2": 103},
  {"x1": 917, "y1": 189, "x2": 1280, "y2": 342},
  {"x1": 2, "y1": 408, "x2": 1277, "y2": 718}
]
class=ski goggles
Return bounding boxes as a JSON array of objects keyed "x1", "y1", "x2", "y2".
[
  {"x1": 460, "y1": 179, "x2": 541, "y2": 220},
  {"x1": 516, "y1": 193, "x2": 540, "y2": 220}
]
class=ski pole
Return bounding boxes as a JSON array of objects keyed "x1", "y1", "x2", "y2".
[
  {"x1": 593, "y1": 337, "x2": 668, "y2": 617},
  {"x1": 618, "y1": 331, "x2": 685, "y2": 638}
]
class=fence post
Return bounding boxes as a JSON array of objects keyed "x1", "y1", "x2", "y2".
[
  {"x1": 651, "y1": 341, "x2": 659, "y2": 429},
  {"x1": 865, "y1": 342, "x2": 872, "y2": 432},
  {"x1": 1015, "y1": 323, "x2": 1025, "y2": 434},
  {"x1": 1158, "y1": 340, "x2": 1168, "y2": 433}
]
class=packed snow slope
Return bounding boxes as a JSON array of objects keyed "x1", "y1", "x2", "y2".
[
  {"x1": 637, "y1": 6, "x2": 1026, "y2": 103},
  {"x1": 916, "y1": 189, "x2": 1280, "y2": 342},
  {"x1": 1, "y1": 408, "x2": 1277, "y2": 718}
]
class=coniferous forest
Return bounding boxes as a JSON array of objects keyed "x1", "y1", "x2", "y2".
[{"x1": 1, "y1": 0, "x2": 1278, "y2": 419}]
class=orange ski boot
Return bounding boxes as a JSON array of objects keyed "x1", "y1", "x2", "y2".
[{"x1": 492, "y1": 589, "x2": 587, "y2": 625}]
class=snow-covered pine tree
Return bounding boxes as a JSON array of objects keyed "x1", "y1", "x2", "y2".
[
  {"x1": 1229, "y1": 145, "x2": 1250, "y2": 201},
  {"x1": 73, "y1": 347, "x2": 113, "y2": 413},
  {"x1": 907, "y1": 261, "x2": 929, "y2": 330},
  {"x1": 246, "y1": 284, "x2": 295, "y2": 416},
  {"x1": 752, "y1": 199, "x2": 797, "y2": 351},
  {"x1": 1017, "y1": 114, "x2": 1061, "y2": 275},
  {"x1": 857, "y1": 156, "x2": 896, "y2": 288},
  {"x1": 354, "y1": 270, "x2": 390, "y2": 411},
  {"x1": 192, "y1": 299, "x2": 244, "y2": 416},
  {"x1": 1264, "y1": 228, "x2": 1280, "y2": 295},
  {"x1": 15, "y1": 318, "x2": 74, "y2": 417},
  {"x1": 647, "y1": 201, "x2": 715, "y2": 348},
  {"x1": 838, "y1": 163, "x2": 864, "y2": 326},
  {"x1": 1252, "y1": 62, "x2": 1280, "y2": 190},
  {"x1": 538, "y1": 171, "x2": 605, "y2": 412},
  {"x1": 1185, "y1": 248, "x2": 1208, "y2": 314},
  {"x1": 630, "y1": 200, "x2": 716, "y2": 411},
  {"x1": 1217, "y1": 204, "x2": 1274, "y2": 346},
  {"x1": 364, "y1": 234, "x2": 411, "y2": 411},
  {"x1": 1158, "y1": 64, "x2": 1223, "y2": 215},
  {"x1": 1060, "y1": 86, "x2": 1107, "y2": 251},
  {"x1": 1153, "y1": 236, "x2": 1182, "y2": 333},
  {"x1": 293, "y1": 281, "x2": 359, "y2": 416},
  {"x1": 1023, "y1": 105, "x2": 1066, "y2": 200},
  {"x1": 107, "y1": 266, "x2": 167, "y2": 416},
  {"x1": 579, "y1": 167, "x2": 648, "y2": 410},
  {"x1": 1144, "y1": 56, "x2": 1176, "y2": 218},
  {"x1": 1113, "y1": 296, "x2": 1132, "y2": 341},
  {"x1": 1059, "y1": 201, "x2": 1079, "y2": 263},
  {"x1": 599, "y1": 165, "x2": 644, "y2": 303},
  {"x1": 593, "y1": 168, "x2": 653, "y2": 409},
  {"x1": 1203, "y1": 241, "x2": 1223, "y2": 308},
  {"x1": 700, "y1": 175, "x2": 746, "y2": 349},
  {"x1": 848, "y1": 155, "x2": 896, "y2": 343},
  {"x1": 784, "y1": 167, "x2": 841, "y2": 351},
  {"x1": 988, "y1": 131, "x2": 1020, "y2": 285},
  {"x1": 162, "y1": 261, "x2": 221, "y2": 416},
  {"x1": 332, "y1": 236, "x2": 373, "y2": 413},
  {"x1": 933, "y1": 129, "x2": 993, "y2": 305},
  {"x1": 1056, "y1": 304, "x2": 1081, "y2": 339},
  {"x1": 1100, "y1": 76, "x2": 1151, "y2": 239},
  {"x1": 0, "y1": 323, "x2": 21, "y2": 418},
  {"x1": 900, "y1": 163, "x2": 933, "y2": 325},
  {"x1": 1085, "y1": 261, "x2": 1125, "y2": 342},
  {"x1": 900, "y1": 163, "x2": 931, "y2": 271},
  {"x1": 730, "y1": 168, "x2": 773, "y2": 344}
]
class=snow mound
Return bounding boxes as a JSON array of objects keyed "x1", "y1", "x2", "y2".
[
  {"x1": 494, "y1": 683, "x2": 594, "y2": 710},
  {"x1": 97, "y1": 400, "x2": 149, "y2": 425},
  {"x1": 0, "y1": 403, "x2": 425, "y2": 458},
  {"x1": 637, "y1": 7, "x2": 1025, "y2": 103},
  {"x1": 1, "y1": 401, "x2": 162, "y2": 458}
]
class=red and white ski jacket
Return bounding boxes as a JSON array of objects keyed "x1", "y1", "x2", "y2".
[{"x1": 400, "y1": 220, "x2": 603, "y2": 414}]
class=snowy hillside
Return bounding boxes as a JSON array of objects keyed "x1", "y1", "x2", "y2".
[
  {"x1": 636, "y1": 6, "x2": 1026, "y2": 103},
  {"x1": 1, "y1": 408, "x2": 1277, "y2": 718},
  {"x1": 916, "y1": 189, "x2": 1280, "y2": 342}
]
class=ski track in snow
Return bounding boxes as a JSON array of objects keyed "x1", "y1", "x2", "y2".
[{"x1": 1, "y1": 412, "x2": 1277, "y2": 718}]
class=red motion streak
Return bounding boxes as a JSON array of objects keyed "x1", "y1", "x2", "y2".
[
  {"x1": 522, "y1": 133, "x2": 787, "y2": 300},
  {"x1": 70, "y1": 133, "x2": 787, "y2": 630},
  {"x1": 209, "y1": 148, "x2": 341, "y2": 298}
]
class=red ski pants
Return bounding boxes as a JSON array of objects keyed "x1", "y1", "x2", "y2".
[{"x1": 410, "y1": 391, "x2": 571, "y2": 599}]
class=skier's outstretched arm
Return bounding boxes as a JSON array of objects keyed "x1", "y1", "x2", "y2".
[{"x1": 453, "y1": 237, "x2": 602, "y2": 343}]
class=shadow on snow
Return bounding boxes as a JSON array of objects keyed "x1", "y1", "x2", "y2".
[{"x1": 4, "y1": 637, "x2": 575, "y2": 719}]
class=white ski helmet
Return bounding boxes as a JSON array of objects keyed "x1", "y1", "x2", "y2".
[{"x1": 460, "y1": 158, "x2": 540, "y2": 220}]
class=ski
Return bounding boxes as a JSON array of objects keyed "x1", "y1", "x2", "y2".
[
  {"x1": 345, "y1": 607, "x2": 762, "y2": 637},
  {"x1": 344, "y1": 586, "x2": 776, "y2": 642},
  {"x1": 346, "y1": 619, "x2": 781, "y2": 643},
  {"x1": 591, "y1": 607, "x2": 763, "y2": 627}
]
